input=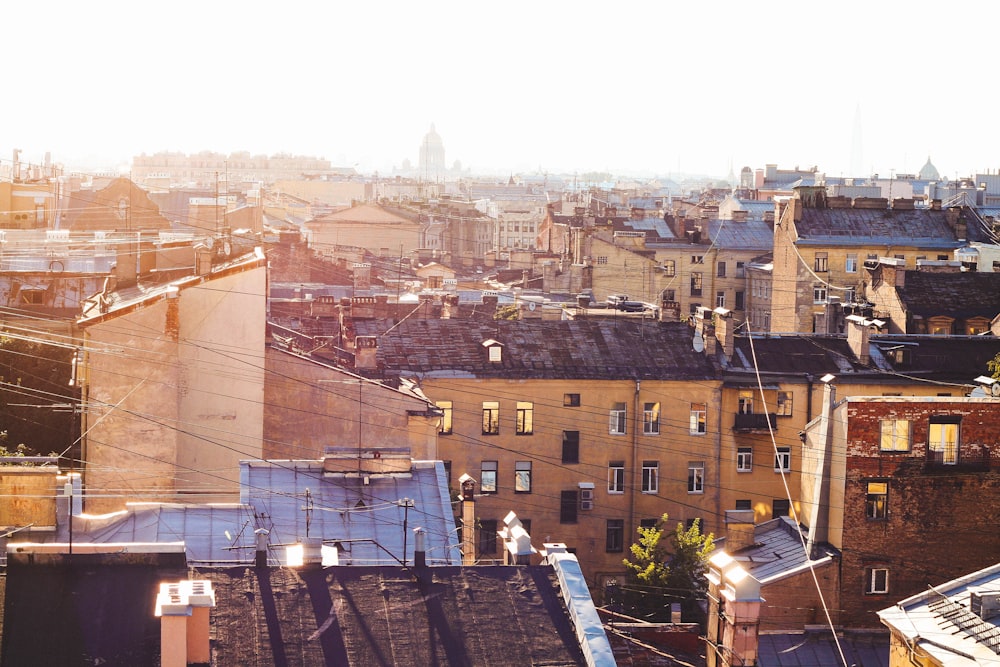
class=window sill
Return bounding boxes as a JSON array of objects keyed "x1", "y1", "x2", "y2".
[
  {"x1": 607, "y1": 491, "x2": 624, "y2": 495},
  {"x1": 641, "y1": 490, "x2": 658, "y2": 495}
]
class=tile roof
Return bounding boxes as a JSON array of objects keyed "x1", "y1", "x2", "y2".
[
  {"x1": 793, "y1": 207, "x2": 973, "y2": 247},
  {"x1": 355, "y1": 319, "x2": 718, "y2": 381},
  {"x1": 896, "y1": 271, "x2": 1000, "y2": 319}
]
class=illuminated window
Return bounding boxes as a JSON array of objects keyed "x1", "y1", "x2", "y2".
[
  {"x1": 929, "y1": 419, "x2": 960, "y2": 464},
  {"x1": 691, "y1": 272, "x2": 703, "y2": 297},
  {"x1": 690, "y1": 403, "x2": 707, "y2": 434},
  {"x1": 814, "y1": 252, "x2": 828, "y2": 272},
  {"x1": 738, "y1": 390, "x2": 754, "y2": 414},
  {"x1": 563, "y1": 393, "x2": 580, "y2": 407},
  {"x1": 436, "y1": 400, "x2": 453, "y2": 434},
  {"x1": 866, "y1": 481, "x2": 888, "y2": 519},
  {"x1": 776, "y1": 391, "x2": 793, "y2": 416},
  {"x1": 662, "y1": 260, "x2": 676, "y2": 276},
  {"x1": 642, "y1": 402, "x2": 660, "y2": 434},
  {"x1": 482, "y1": 402, "x2": 499, "y2": 435},
  {"x1": 880, "y1": 419, "x2": 911, "y2": 451},
  {"x1": 515, "y1": 401, "x2": 533, "y2": 435},
  {"x1": 688, "y1": 461, "x2": 705, "y2": 494}
]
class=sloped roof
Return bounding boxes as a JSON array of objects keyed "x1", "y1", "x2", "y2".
[
  {"x1": 896, "y1": 271, "x2": 1000, "y2": 319},
  {"x1": 205, "y1": 565, "x2": 588, "y2": 666},
  {"x1": 726, "y1": 517, "x2": 838, "y2": 585},
  {"x1": 355, "y1": 319, "x2": 718, "y2": 381},
  {"x1": 758, "y1": 631, "x2": 888, "y2": 667},
  {"x1": 61, "y1": 177, "x2": 172, "y2": 232},
  {"x1": 311, "y1": 203, "x2": 420, "y2": 225},
  {"x1": 705, "y1": 218, "x2": 774, "y2": 250},
  {"x1": 794, "y1": 206, "x2": 972, "y2": 247},
  {"x1": 878, "y1": 561, "x2": 1000, "y2": 666}
]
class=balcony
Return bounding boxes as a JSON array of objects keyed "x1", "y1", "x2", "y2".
[
  {"x1": 733, "y1": 413, "x2": 777, "y2": 433},
  {"x1": 924, "y1": 446, "x2": 992, "y2": 473}
]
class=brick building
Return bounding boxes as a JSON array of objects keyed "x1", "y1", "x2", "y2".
[{"x1": 802, "y1": 393, "x2": 1000, "y2": 628}]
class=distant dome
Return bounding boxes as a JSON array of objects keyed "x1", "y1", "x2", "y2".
[{"x1": 919, "y1": 156, "x2": 940, "y2": 181}]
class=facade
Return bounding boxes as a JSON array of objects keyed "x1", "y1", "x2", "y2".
[
  {"x1": 77, "y1": 249, "x2": 268, "y2": 513},
  {"x1": 770, "y1": 186, "x2": 979, "y2": 333},
  {"x1": 131, "y1": 151, "x2": 342, "y2": 187},
  {"x1": 801, "y1": 394, "x2": 1000, "y2": 628},
  {"x1": 305, "y1": 203, "x2": 424, "y2": 257}
]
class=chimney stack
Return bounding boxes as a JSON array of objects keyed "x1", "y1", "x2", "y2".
[
  {"x1": 459, "y1": 474, "x2": 477, "y2": 565},
  {"x1": 714, "y1": 307, "x2": 734, "y2": 359},
  {"x1": 846, "y1": 315, "x2": 878, "y2": 365},
  {"x1": 155, "y1": 580, "x2": 216, "y2": 667},
  {"x1": 255, "y1": 529, "x2": 269, "y2": 568},
  {"x1": 724, "y1": 509, "x2": 757, "y2": 552},
  {"x1": 414, "y1": 527, "x2": 427, "y2": 570}
]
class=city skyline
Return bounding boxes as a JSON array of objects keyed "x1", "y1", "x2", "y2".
[{"x1": 3, "y1": 1, "x2": 999, "y2": 180}]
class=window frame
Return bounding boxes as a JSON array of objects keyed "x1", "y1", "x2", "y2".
[
  {"x1": 560, "y1": 490, "x2": 578, "y2": 523},
  {"x1": 608, "y1": 461, "x2": 625, "y2": 494},
  {"x1": 845, "y1": 253, "x2": 858, "y2": 273},
  {"x1": 514, "y1": 461, "x2": 532, "y2": 493},
  {"x1": 482, "y1": 401, "x2": 500, "y2": 435},
  {"x1": 774, "y1": 446, "x2": 791, "y2": 472},
  {"x1": 814, "y1": 252, "x2": 828, "y2": 272},
  {"x1": 563, "y1": 393, "x2": 581, "y2": 407},
  {"x1": 436, "y1": 400, "x2": 453, "y2": 435},
  {"x1": 690, "y1": 403, "x2": 707, "y2": 434},
  {"x1": 481, "y1": 461, "x2": 498, "y2": 494},
  {"x1": 515, "y1": 401, "x2": 533, "y2": 435},
  {"x1": 688, "y1": 461, "x2": 705, "y2": 494},
  {"x1": 813, "y1": 283, "x2": 828, "y2": 303},
  {"x1": 642, "y1": 402, "x2": 660, "y2": 435},
  {"x1": 737, "y1": 446, "x2": 753, "y2": 472},
  {"x1": 865, "y1": 480, "x2": 888, "y2": 520},
  {"x1": 866, "y1": 567, "x2": 889, "y2": 595},
  {"x1": 606, "y1": 519, "x2": 625, "y2": 553},
  {"x1": 716, "y1": 291, "x2": 726, "y2": 308},
  {"x1": 929, "y1": 419, "x2": 960, "y2": 464},
  {"x1": 609, "y1": 402, "x2": 627, "y2": 435},
  {"x1": 662, "y1": 260, "x2": 676, "y2": 277},
  {"x1": 879, "y1": 419, "x2": 911, "y2": 452},
  {"x1": 562, "y1": 430, "x2": 580, "y2": 464},
  {"x1": 717, "y1": 261, "x2": 727, "y2": 278},
  {"x1": 691, "y1": 271, "x2": 703, "y2": 297},
  {"x1": 776, "y1": 391, "x2": 793, "y2": 417},
  {"x1": 641, "y1": 460, "x2": 659, "y2": 494}
]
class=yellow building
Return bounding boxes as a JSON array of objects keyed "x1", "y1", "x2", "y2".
[
  {"x1": 770, "y1": 187, "x2": 978, "y2": 333},
  {"x1": 305, "y1": 203, "x2": 423, "y2": 256}
]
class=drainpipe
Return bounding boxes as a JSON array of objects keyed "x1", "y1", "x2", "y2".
[
  {"x1": 805, "y1": 374, "x2": 814, "y2": 423},
  {"x1": 712, "y1": 383, "x2": 722, "y2": 528},
  {"x1": 629, "y1": 379, "x2": 641, "y2": 540}
]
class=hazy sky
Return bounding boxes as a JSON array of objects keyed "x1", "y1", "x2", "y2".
[{"x1": 3, "y1": 1, "x2": 999, "y2": 180}]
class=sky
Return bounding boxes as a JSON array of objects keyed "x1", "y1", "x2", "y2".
[{"x1": 3, "y1": 1, "x2": 999, "y2": 181}]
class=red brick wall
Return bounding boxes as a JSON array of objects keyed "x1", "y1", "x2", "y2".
[{"x1": 839, "y1": 399, "x2": 1000, "y2": 627}]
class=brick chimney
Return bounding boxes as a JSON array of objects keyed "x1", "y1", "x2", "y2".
[
  {"x1": 714, "y1": 307, "x2": 735, "y2": 359},
  {"x1": 155, "y1": 580, "x2": 216, "y2": 667},
  {"x1": 459, "y1": 473, "x2": 476, "y2": 566},
  {"x1": 724, "y1": 509, "x2": 757, "y2": 552}
]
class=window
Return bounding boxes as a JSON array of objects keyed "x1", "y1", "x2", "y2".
[
  {"x1": 479, "y1": 519, "x2": 498, "y2": 555},
  {"x1": 736, "y1": 261, "x2": 746, "y2": 278},
  {"x1": 717, "y1": 261, "x2": 727, "y2": 277},
  {"x1": 738, "y1": 390, "x2": 754, "y2": 414},
  {"x1": 737, "y1": 447, "x2": 753, "y2": 472},
  {"x1": 596, "y1": 256, "x2": 608, "y2": 264},
  {"x1": 692, "y1": 255, "x2": 704, "y2": 264},
  {"x1": 562, "y1": 431, "x2": 580, "y2": 464},
  {"x1": 845, "y1": 253, "x2": 858, "y2": 273},
  {"x1": 866, "y1": 481, "x2": 888, "y2": 519},
  {"x1": 866, "y1": 567, "x2": 889, "y2": 594},
  {"x1": 688, "y1": 461, "x2": 705, "y2": 494},
  {"x1": 735, "y1": 290, "x2": 745, "y2": 310},
  {"x1": 880, "y1": 419, "x2": 911, "y2": 452},
  {"x1": 606, "y1": 519, "x2": 625, "y2": 552},
  {"x1": 560, "y1": 490, "x2": 578, "y2": 523},
  {"x1": 844, "y1": 286, "x2": 857, "y2": 303},
  {"x1": 716, "y1": 291, "x2": 726, "y2": 308},
  {"x1": 563, "y1": 393, "x2": 580, "y2": 407},
  {"x1": 641, "y1": 461, "x2": 659, "y2": 494},
  {"x1": 691, "y1": 272, "x2": 703, "y2": 297},
  {"x1": 609, "y1": 402, "x2": 627, "y2": 435},
  {"x1": 813, "y1": 283, "x2": 827, "y2": 303},
  {"x1": 514, "y1": 461, "x2": 531, "y2": 493},
  {"x1": 639, "y1": 518, "x2": 658, "y2": 529},
  {"x1": 481, "y1": 461, "x2": 497, "y2": 494},
  {"x1": 735, "y1": 499, "x2": 752, "y2": 510},
  {"x1": 662, "y1": 288, "x2": 676, "y2": 301},
  {"x1": 774, "y1": 446, "x2": 791, "y2": 472},
  {"x1": 482, "y1": 401, "x2": 500, "y2": 434},
  {"x1": 690, "y1": 403, "x2": 707, "y2": 434},
  {"x1": 776, "y1": 391, "x2": 793, "y2": 417},
  {"x1": 515, "y1": 401, "x2": 533, "y2": 435},
  {"x1": 929, "y1": 419, "x2": 960, "y2": 464},
  {"x1": 814, "y1": 252, "x2": 828, "y2": 272},
  {"x1": 642, "y1": 402, "x2": 660, "y2": 435},
  {"x1": 662, "y1": 260, "x2": 676, "y2": 276},
  {"x1": 436, "y1": 400, "x2": 453, "y2": 435},
  {"x1": 772, "y1": 498, "x2": 790, "y2": 517},
  {"x1": 608, "y1": 462, "x2": 625, "y2": 494}
]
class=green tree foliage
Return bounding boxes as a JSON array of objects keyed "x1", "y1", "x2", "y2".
[
  {"x1": 620, "y1": 513, "x2": 714, "y2": 622},
  {"x1": 989, "y1": 352, "x2": 1000, "y2": 380},
  {"x1": 494, "y1": 304, "x2": 519, "y2": 320}
]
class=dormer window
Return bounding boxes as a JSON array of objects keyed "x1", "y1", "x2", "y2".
[{"x1": 481, "y1": 338, "x2": 503, "y2": 363}]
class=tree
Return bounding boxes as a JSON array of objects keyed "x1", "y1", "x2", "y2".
[
  {"x1": 989, "y1": 352, "x2": 1000, "y2": 380},
  {"x1": 621, "y1": 513, "x2": 714, "y2": 622}
]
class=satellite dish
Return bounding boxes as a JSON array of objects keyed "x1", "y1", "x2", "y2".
[
  {"x1": 992, "y1": 383, "x2": 1000, "y2": 397},
  {"x1": 692, "y1": 331, "x2": 704, "y2": 353},
  {"x1": 528, "y1": 301, "x2": 536, "y2": 311}
]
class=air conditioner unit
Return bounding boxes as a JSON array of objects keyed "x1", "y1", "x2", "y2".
[
  {"x1": 579, "y1": 488, "x2": 594, "y2": 510},
  {"x1": 580, "y1": 499, "x2": 594, "y2": 511}
]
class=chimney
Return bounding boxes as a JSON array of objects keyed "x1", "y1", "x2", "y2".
[
  {"x1": 254, "y1": 528, "x2": 269, "y2": 568},
  {"x1": 731, "y1": 209, "x2": 748, "y2": 223},
  {"x1": 714, "y1": 307, "x2": 734, "y2": 359},
  {"x1": 846, "y1": 315, "x2": 872, "y2": 365},
  {"x1": 499, "y1": 511, "x2": 534, "y2": 565},
  {"x1": 724, "y1": 509, "x2": 757, "y2": 552},
  {"x1": 155, "y1": 580, "x2": 216, "y2": 667},
  {"x1": 414, "y1": 527, "x2": 427, "y2": 570},
  {"x1": 705, "y1": 553, "x2": 763, "y2": 667},
  {"x1": 355, "y1": 336, "x2": 378, "y2": 370},
  {"x1": 459, "y1": 474, "x2": 476, "y2": 566},
  {"x1": 659, "y1": 300, "x2": 680, "y2": 323},
  {"x1": 482, "y1": 290, "x2": 499, "y2": 311}
]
